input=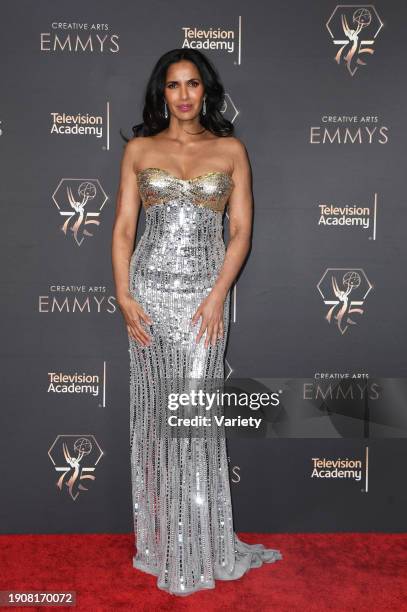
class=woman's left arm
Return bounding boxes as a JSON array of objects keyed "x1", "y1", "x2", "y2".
[{"x1": 192, "y1": 138, "x2": 253, "y2": 347}]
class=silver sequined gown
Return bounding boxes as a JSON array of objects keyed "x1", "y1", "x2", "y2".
[{"x1": 128, "y1": 167, "x2": 282, "y2": 596}]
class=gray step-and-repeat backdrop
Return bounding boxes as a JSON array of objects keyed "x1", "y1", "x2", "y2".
[{"x1": 1, "y1": 1, "x2": 406, "y2": 534}]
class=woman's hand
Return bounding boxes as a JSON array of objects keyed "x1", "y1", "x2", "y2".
[
  {"x1": 191, "y1": 290, "x2": 225, "y2": 348},
  {"x1": 118, "y1": 294, "x2": 153, "y2": 347}
]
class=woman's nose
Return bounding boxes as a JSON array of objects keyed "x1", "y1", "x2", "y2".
[{"x1": 179, "y1": 85, "x2": 189, "y2": 99}]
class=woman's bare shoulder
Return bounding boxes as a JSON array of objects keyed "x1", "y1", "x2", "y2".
[
  {"x1": 219, "y1": 136, "x2": 249, "y2": 170},
  {"x1": 221, "y1": 135, "x2": 247, "y2": 152},
  {"x1": 125, "y1": 135, "x2": 153, "y2": 150},
  {"x1": 216, "y1": 135, "x2": 247, "y2": 161},
  {"x1": 123, "y1": 136, "x2": 152, "y2": 168}
]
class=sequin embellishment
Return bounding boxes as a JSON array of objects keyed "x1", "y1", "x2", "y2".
[{"x1": 128, "y1": 168, "x2": 283, "y2": 596}]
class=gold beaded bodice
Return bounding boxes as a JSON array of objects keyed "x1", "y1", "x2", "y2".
[{"x1": 136, "y1": 167, "x2": 234, "y2": 213}]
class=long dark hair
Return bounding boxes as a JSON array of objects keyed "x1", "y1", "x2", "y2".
[{"x1": 121, "y1": 48, "x2": 234, "y2": 141}]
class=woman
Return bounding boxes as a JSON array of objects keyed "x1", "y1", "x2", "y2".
[{"x1": 111, "y1": 48, "x2": 282, "y2": 596}]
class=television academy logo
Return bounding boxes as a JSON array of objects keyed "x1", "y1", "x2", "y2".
[
  {"x1": 50, "y1": 111, "x2": 103, "y2": 139},
  {"x1": 311, "y1": 447, "x2": 369, "y2": 491},
  {"x1": 317, "y1": 268, "x2": 373, "y2": 334},
  {"x1": 47, "y1": 363, "x2": 107, "y2": 406},
  {"x1": 48, "y1": 435, "x2": 104, "y2": 500},
  {"x1": 317, "y1": 193, "x2": 378, "y2": 239},
  {"x1": 50, "y1": 102, "x2": 112, "y2": 150},
  {"x1": 52, "y1": 179, "x2": 108, "y2": 246},
  {"x1": 326, "y1": 6, "x2": 384, "y2": 76},
  {"x1": 181, "y1": 16, "x2": 242, "y2": 65}
]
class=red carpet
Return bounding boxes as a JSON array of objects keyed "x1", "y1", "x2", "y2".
[{"x1": 1, "y1": 533, "x2": 406, "y2": 611}]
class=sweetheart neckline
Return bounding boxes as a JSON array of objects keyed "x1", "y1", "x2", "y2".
[{"x1": 136, "y1": 166, "x2": 234, "y2": 185}]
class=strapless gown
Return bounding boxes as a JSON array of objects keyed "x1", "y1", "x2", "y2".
[{"x1": 127, "y1": 167, "x2": 283, "y2": 596}]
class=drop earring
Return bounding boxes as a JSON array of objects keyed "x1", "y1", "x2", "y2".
[
  {"x1": 202, "y1": 96, "x2": 206, "y2": 116},
  {"x1": 164, "y1": 100, "x2": 168, "y2": 119}
]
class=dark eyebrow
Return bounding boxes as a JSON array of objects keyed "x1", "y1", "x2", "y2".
[{"x1": 165, "y1": 77, "x2": 201, "y2": 85}]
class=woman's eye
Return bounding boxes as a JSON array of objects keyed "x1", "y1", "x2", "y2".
[{"x1": 167, "y1": 81, "x2": 199, "y2": 88}]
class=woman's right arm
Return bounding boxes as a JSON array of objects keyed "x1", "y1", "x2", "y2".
[{"x1": 111, "y1": 139, "x2": 152, "y2": 346}]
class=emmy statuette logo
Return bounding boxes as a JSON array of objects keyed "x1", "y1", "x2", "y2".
[
  {"x1": 317, "y1": 268, "x2": 373, "y2": 334},
  {"x1": 52, "y1": 179, "x2": 108, "y2": 246},
  {"x1": 326, "y1": 5, "x2": 384, "y2": 76},
  {"x1": 48, "y1": 435, "x2": 104, "y2": 500}
]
